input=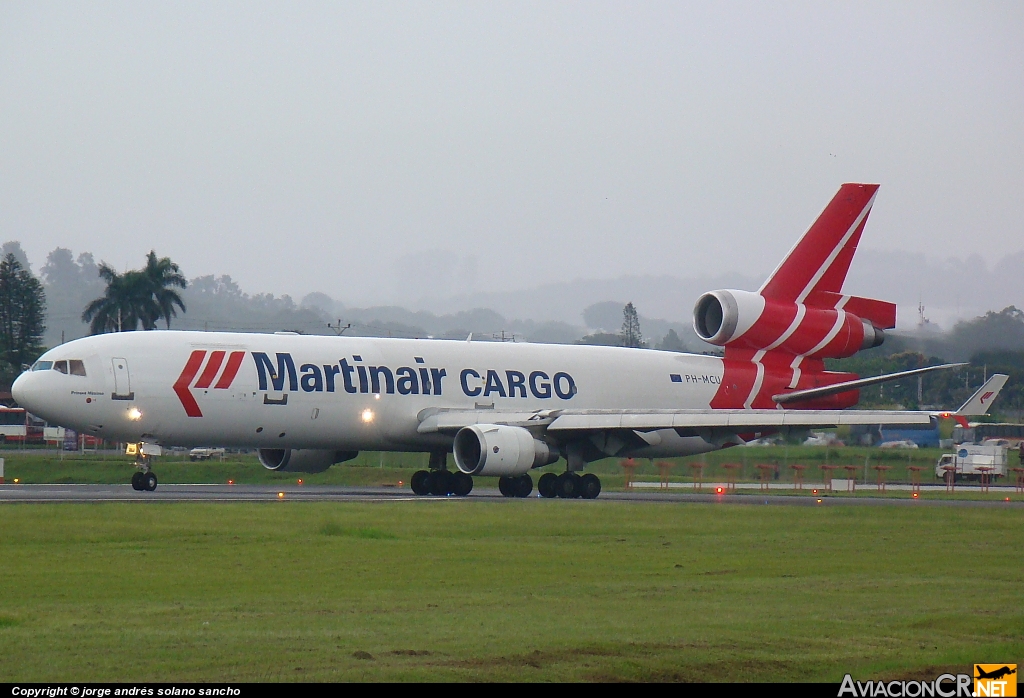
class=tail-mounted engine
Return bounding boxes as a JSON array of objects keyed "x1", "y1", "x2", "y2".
[
  {"x1": 453, "y1": 424, "x2": 559, "y2": 477},
  {"x1": 693, "y1": 289, "x2": 888, "y2": 360},
  {"x1": 258, "y1": 449, "x2": 358, "y2": 473}
]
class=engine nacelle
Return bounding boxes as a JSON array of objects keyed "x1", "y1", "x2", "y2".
[
  {"x1": 257, "y1": 448, "x2": 358, "y2": 473},
  {"x1": 453, "y1": 424, "x2": 559, "y2": 477},
  {"x1": 693, "y1": 289, "x2": 883, "y2": 359}
]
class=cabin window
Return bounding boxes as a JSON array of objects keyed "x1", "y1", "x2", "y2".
[
  {"x1": 69, "y1": 360, "x2": 87, "y2": 376},
  {"x1": 53, "y1": 360, "x2": 68, "y2": 374},
  {"x1": 33, "y1": 361, "x2": 53, "y2": 371}
]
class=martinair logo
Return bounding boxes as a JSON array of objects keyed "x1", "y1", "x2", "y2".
[
  {"x1": 173, "y1": 350, "x2": 245, "y2": 417},
  {"x1": 979, "y1": 391, "x2": 995, "y2": 406},
  {"x1": 975, "y1": 665, "x2": 1017, "y2": 697}
]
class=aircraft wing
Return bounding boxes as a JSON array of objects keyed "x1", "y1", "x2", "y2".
[{"x1": 416, "y1": 407, "x2": 932, "y2": 435}]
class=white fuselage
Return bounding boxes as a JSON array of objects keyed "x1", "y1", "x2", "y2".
[{"x1": 13, "y1": 331, "x2": 727, "y2": 457}]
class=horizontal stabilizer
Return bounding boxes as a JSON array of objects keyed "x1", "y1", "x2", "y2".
[
  {"x1": 955, "y1": 374, "x2": 1009, "y2": 416},
  {"x1": 772, "y1": 363, "x2": 966, "y2": 406},
  {"x1": 804, "y1": 291, "x2": 897, "y2": 329}
]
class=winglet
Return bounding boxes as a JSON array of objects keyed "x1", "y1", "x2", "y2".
[{"x1": 955, "y1": 374, "x2": 1009, "y2": 416}]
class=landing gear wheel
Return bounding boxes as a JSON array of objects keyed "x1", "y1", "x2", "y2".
[
  {"x1": 538, "y1": 472, "x2": 558, "y2": 498},
  {"x1": 131, "y1": 471, "x2": 144, "y2": 491},
  {"x1": 579, "y1": 473, "x2": 602, "y2": 499},
  {"x1": 498, "y1": 476, "x2": 511, "y2": 497},
  {"x1": 555, "y1": 472, "x2": 577, "y2": 499},
  {"x1": 429, "y1": 470, "x2": 452, "y2": 496},
  {"x1": 143, "y1": 472, "x2": 158, "y2": 492},
  {"x1": 411, "y1": 470, "x2": 430, "y2": 495},
  {"x1": 515, "y1": 474, "x2": 533, "y2": 498},
  {"x1": 452, "y1": 472, "x2": 473, "y2": 497}
]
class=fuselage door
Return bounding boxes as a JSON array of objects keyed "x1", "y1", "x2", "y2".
[{"x1": 111, "y1": 358, "x2": 134, "y2": 400}]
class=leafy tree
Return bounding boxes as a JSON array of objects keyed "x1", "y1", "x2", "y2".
[
  {"x1": 620, "y1": 302, "x2": 644, "y2": 348},
  {"x1": 658, "y1": 328, "x2": 686, "y2": 352},
  {"x1": 0, "y1": 253, "x2": 47, "y2": 385},
  {"x1": 82, "y1": 252, "x2": 187, "y2": 333}
]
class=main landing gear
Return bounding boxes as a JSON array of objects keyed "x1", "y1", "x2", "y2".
[
  {"x1": 498, "y1": 474, "x2": 533, "y2": 498},
  {"x1": 537, "y1": 472, "x2": 601, "y2": 499},
  {"x1": 410, "y1": 451, "x2": 473, "y2": 497},
  {"x1": 130, "y1": 454, "x2": 158, "y2": 492}
]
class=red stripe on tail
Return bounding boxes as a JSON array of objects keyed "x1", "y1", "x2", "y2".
[{"x1": 760, "y1": 183, "x2": 879, "y2": 302}]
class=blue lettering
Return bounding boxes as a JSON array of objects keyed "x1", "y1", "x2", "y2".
[
  {"x1": 253, "y1": 352, "x2": 297, "y2": 392},
  {"x1": 483, "y1": 370, "x2": 507, "y2": 398},
  {"x1": 419, "y1": 367, "x2": 432, "y2": 395},
  {"x1": 554, "y1": 372, "x2": 576, "y2": 399},
  {"x1": 396, "y1": 367, "x2": 418, "y2": 395},
  {"x1": 529, "y1": 371, "x2": 551, "y2": 399},
  {"x1": 506, "y1": 370, "x2": 527, "y2": 398},
  {"x1": 461, "y1": 369, "x2": 482, "y2": 397},
  {"x1": 430, "y1": 367, "x2": 447, "y2": 396},
  {"x1": 339, "y1": 359, "x2": 357, "y2": 394},
  {"x1": 324, "y1": 364, "x2": 340, "y2": 392},
  {"x1": 300, "y1": 364, "x2": 324, "y2": 392},
  {"x1": 356, "y1": 364, "x2": 369, "y2": 393},
  {"x1": 370, "y1": 366, "x2": 395, "y2": 394}
]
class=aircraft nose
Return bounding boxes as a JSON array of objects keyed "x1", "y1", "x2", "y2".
[{"x1": 11, "y1": 372, "x2": 35, "y2": 411}]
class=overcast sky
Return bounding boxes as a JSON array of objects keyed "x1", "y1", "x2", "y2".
[{"x1": 2, "y1": 2, "x2": 1022, "y2": 306}]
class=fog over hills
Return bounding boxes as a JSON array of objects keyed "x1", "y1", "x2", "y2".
[
  {"x1": 25, "y1": 238, "x2": 1024, "y2": 354},
  {"x1": 393, "y1": 247, "x2": 1024, "y2": 332}
]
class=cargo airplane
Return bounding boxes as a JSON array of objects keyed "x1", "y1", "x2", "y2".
[{"x1": 11, "y1": 184, "x2": 995, "y2": 497}]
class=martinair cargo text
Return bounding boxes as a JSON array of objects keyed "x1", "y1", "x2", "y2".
[{"x1": 12, "y1": 184, "x2": 1001, "y2": 498}]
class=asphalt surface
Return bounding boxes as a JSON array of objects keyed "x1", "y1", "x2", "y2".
[{"x1": 0, "y1": 483, "x2": 1021, "y2": 508}]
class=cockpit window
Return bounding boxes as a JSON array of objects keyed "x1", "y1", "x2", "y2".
[
  {"x1": 53, "y1": 360, "x2": 68, "y2": 374},
  {"x1": 70, "y1": 360, "x2": 87, "y2": 376},
  {"x1": 32, "y1": 361, "x2": 53, "y2": 371}
]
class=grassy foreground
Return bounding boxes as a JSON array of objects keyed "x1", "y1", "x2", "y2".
[
  {"x1": 0, "y1": 445, "x2": 964, "y2": 488},
  {"x1": 0, "y1": 501, "x2": 1021, "y2": 681}
]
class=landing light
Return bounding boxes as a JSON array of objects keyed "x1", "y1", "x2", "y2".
[
  {"x1": 361, "y1": 408, "x2": 375, "y2": 423},
  {"x1": 13, "y1": 478, "x2": 19, "y2": 484},
  {"x1": 278, "y1": 492, "x2": 285, "y2": 499},
  {"x1": 127, "y1": 407, "x2": 143, "y2": 421}
]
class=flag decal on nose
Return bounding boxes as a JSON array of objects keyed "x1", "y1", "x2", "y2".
[{"x1": 173, "y1": 350, "x2": 245, "y2": 417}]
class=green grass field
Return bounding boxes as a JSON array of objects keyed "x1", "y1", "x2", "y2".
[
  {"x1": 2, "y1": 446, "x2": 1020, "y2": 503},
  {"x1": 0, "y1": 500, "x2": 1021, "y2": 681}
]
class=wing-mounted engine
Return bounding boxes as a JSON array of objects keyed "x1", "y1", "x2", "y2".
[
  {"x1": 453, "y1": 424, "x2": 559, "y2": 477},
  {"x1": 258, "y1": 448, "x2": 358, "y2": 473}
]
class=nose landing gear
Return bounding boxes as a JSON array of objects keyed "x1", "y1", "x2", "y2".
[{"x1": 130, "y1": 454, "x2": 158, "y2": 492}]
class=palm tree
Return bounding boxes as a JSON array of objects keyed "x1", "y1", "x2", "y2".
[
  {"x1": 82, "y1": 252, "x2": 187, "y2": 333},
  {"x1": 142, "y1": 251, "x2": 186, "y2": 329}
]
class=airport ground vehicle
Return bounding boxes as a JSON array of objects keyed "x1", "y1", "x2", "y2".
[
  {"x1": 935, "y1": 443, "x2": 1008, "y2": 482},
  {"x1": 189, "y1": 447, "x2": 226, "y2": 461},
  {"x1": 10, "y1": 184, "x2": 997, "y2": 496}
]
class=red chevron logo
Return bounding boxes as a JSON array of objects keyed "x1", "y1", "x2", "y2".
[{"x1": 173, "y1": 350, "x2": 246, "y2": 417}]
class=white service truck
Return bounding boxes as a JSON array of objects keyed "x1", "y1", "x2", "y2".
[
  {"x1": 189, "y1": 447, "x2": 226, "y2": 461},
  {"x1": 935, "y1": 443, "x2": 1008, "y2": 482}
]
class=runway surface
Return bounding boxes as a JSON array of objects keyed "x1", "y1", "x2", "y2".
[{"x1": 0, "y1": 483, "x2": 1021, "y2": 508}]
